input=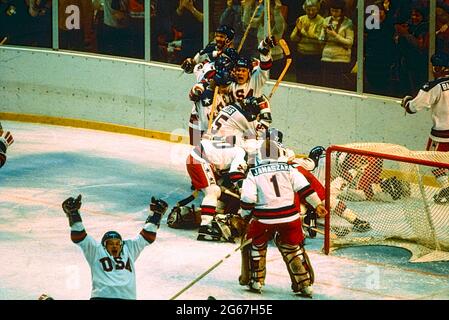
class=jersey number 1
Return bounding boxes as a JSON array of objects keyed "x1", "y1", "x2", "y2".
[{"x1": 270, "y1": 175, "x2": 281, "y2": 197}]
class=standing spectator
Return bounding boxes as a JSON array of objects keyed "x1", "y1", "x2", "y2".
[
  {"x1": 250, "y1": 0, "x2": 286, "y2": 79},
  {"x1": 364, "y1": 0, "x2": 396, "y2": 96},
  {"x1": 436, "y1": 5, "x2": 449, "y2": 55},
  {"x1": 98, "y1": 0, "x2": 132, "y2": 57},
  {"x1": 319, "y1": 0, "x2": 355, "y2": 91},
  {"x1": 58, "y1": 0, "x2": 95, "y2": 52},
  {"x1": 394, "y1": 5, "x2": 429, "y2": 96},
  {"x1": 173, "y1": 0, "x2": 203, "y2": 63},
  {"x1": 239, "y1": 134, "x2": 327, "y2": 296},
  {"x1": 62, "y1": 194, "x2": 168, "y2": 300},
  {"x1": 220, "y1": 0, "x2": 245, "y2": 50},
  {"x1": 290, "y1": 0, "x2": 324, "y2": 86},
  {"x1": 241, "y1": 0, "x2": 262, "y2": 58},
  {"x1": 401, "y1": 52, "x2": 449, "y2": 204}
]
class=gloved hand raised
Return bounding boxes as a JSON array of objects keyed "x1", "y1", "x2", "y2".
[
  {"x1": 146, "y1": 197, "x2": 169, "y2": 227},
  {"x1": 62, "y1": 194, "x2": 82, "y2": 226}
]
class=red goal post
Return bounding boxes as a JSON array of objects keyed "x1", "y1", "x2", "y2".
[{"x1": 323, "y1": 143, "x2": 449, "y2": 263}]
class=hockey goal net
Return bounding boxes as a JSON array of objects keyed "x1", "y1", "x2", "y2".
[{"x1": 322, "y1": 143, "x2": 449, "y2": 262}]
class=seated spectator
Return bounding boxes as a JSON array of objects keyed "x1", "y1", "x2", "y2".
[
  {"x1": 319, "y1": 0, "x2": 355, "y2": 91},
  {"x1": 290, "y1": 0, "x2": 324, "y2": 86}
]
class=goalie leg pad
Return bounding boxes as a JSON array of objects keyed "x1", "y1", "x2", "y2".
[
  {"x1": 239, "y1": 236, "x2": 252, "y2": 286},
  {"x1": 275, "y1": 237, "x2": 314, "y2": 292},
  {"x1": 248, "y1": 242, "x2": 267, "y2": 293}
]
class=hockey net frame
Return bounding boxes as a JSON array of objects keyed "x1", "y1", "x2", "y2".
[{"x1": 323, "y1": 143, "x2": 449, "y2": 262}]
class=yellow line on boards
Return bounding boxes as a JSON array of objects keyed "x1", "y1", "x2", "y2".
[{"x1": 0, "y1": 112, "x2": 189, "y2": 144}]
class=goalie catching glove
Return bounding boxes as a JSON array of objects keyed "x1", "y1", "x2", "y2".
[
  {"x1": 62, "y1": 194, "x2": 83, "y2": 226},
  {"x1": 167, "y1": 205, "x2": 201, "y2": 229},
  {"x1": 146, "y1": 197, "x2": 169, "y2": 228}
]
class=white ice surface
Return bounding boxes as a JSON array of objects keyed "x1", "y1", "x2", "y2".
[{"x1": 0, "y1": 121, "x2": 448, "y2": 300}]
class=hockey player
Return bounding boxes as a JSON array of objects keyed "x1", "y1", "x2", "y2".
[
  {"x1": 62, "y1": 194, "x2": 168, "y2": 300},
  {"x1": 230, "y1": 36, "x2": 275, "y2": 102},
  {"x1": 186, "y1": 134, "x2": 248, "y2": 242},
  {"x1": 210, "y1": 95, "x2": 272, "y2": 149},
  {"x1": 181, "y1": 25, "x2": 236, "y2": 74},
  {"x1": 0, "y1": 124, "x2": 14, "y2": 169},
  {"x1": 239, "y1": 134, "x2": 327, "y2": 297},
  {"x1": 188, "y1": 67, "x2": 234, "y2": 146},
  {"x1": 402, "y1": 51, "x2": 449, "y2": 204},
  {"x1": 294, "y1": 146, "x2": 372, "y2": 237}
]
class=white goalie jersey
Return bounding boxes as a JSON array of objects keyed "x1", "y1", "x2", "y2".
[{"x1": 241, "y1": 161, "x2": 321, "y2": 224}]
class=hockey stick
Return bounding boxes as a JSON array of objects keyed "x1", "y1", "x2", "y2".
[
  {"x1": 237, "y1": 0, "x2": 263, "y2": 53},
  {"x1": 0, "y1": 37, "x2": 7, "y2": 45},
  {"x1": 268, "y1": 39, "x2": 292, "y2": 100},
  {"x1": 169, "y1": 236, "x2": 253, "y2": 300},
  {"x1": 266, "y1": 0, "x2": 271, "y2": 38},
  {"x1": 206, "y1": 86, "x2": 219, "y2": 134},
  {"x1": 177, "y1": 190, "x2": 199, "y2": 207}
]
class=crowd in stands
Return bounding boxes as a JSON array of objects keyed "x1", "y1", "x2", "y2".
[{"x1": 1, "y1": 0, "x2": 448, "y2": 98}]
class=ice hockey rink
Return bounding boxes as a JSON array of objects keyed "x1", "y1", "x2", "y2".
[{"x1": 0, "y1": 120, "x2": 448, "y2": 300}]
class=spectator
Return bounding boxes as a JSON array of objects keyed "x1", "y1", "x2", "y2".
[
  {"x1": 98, "y1": 0, "x2": 132, "y2": 57},
  {"x1": 220, "y1": 0, "x2": 245, "y2": 50},
  {"x1": 241, "y1": 0, "x2": 262, "y2": 58},
  {"x1": 250, "y1": 0, "x2": 286, "y2": 79},
  {"x1": 364, "y1": 0, "x2": 396, "y2": 96},
  {"x1": 394, "y1": 4, "x2": 429, "y2": 96},
  {"x1": 436, "y1": 5, "x2": 449, "y2": 55},
  {"x1": 290, "y1": 0, "x2": 324, "y2": 86},
  {"x1": 173, "y1": 0, "x2": 203, "y2": 63},
  {"x1": 319, "y1": 0, "x2": 355, "y2": 91}
]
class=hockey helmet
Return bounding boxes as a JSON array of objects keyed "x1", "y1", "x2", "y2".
[
  {"x1": 431, "y1": 52, "x2": 449, "y2": 68},
  {"x1": 213, "y1": 68, "x2": 234, "y2": 86},
  {"x1": 235, "y1": 56, "x2": 253, "y2": 71},
  {"x1": 308, "y1": 146, "x2": 326, "y2": 167},
  {"x1": 167, "y1": 205, "x2": 201, "y2": 229},
  {"x1": 101, "y1": 230, "x2": 122, "y2": 247},
  {"x1": 215, "y1": 25, "x2": 235, "y2": 41},
  {"x1": 223, "y1": 47, "x2": 240, "y2": 63},
  {"x1": 214, "y1": 55, "x2": 234, "y2": 72}
]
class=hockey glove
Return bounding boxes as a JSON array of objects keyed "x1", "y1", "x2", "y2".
[
  {"x1": 146, "y1": 197, "x2": 169, "y2": 227},
  {"x1": 181, "y1": 58, "x2": 195, "y2": 74},
  {"x1": 0, "y1": 131, "x2": 14, "y2": 168},
  {"x1": 258, "y1": 111, "x2": 272, "y2": 130},
  {"x1": 258, "y1": 36, "x2": 276, "y2": 56},
  {"x1": 401, "y1": 95, "x2": 414, "y2": 113},
  {"x1": 62, "y1": 194, "x2": 82, "y2": 226}
]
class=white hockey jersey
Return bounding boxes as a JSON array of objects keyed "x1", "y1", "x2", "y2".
[
  {"x1": 71, "y1": 221, "x2": 157, "y2": 300},
  {"x1": 230, "y1": 56, "x2": 271, "y2": 102},
  {"x1": 241, "y1": 160, "x2": 321, "y2": 224},
  {"x1": 210, "y1": 103, "x2": 265, "y2": 143},
  {"x1": 405, "y1": 76, "x2": 449, "y2": 142},
  {"x1": 191, "y1": 137, "x2": 247, "y2": 175}
]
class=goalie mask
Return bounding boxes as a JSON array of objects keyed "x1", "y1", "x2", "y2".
[{"x1": 167, "y1": 205, "x2": 201, "y2": 229}]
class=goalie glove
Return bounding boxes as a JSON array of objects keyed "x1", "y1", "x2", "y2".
[
  {"x1": 0, "y1": 131, "x2": 14, "y2": 168},
  {"x1": 146, "y1": 197, "x2": 168, "y2": 228},
  {"x1": 62, "y1": 195, "x2": 82, "y2": 227},
  {"x1": 258, "y1": 36, "x2": 277, "y2": 56},
  {"x1": 181, "y1": 58, "x2": 195, "y2": 74},
  {"x1": 401, "y1": 95, "x2": 415, "y2": 114}
]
